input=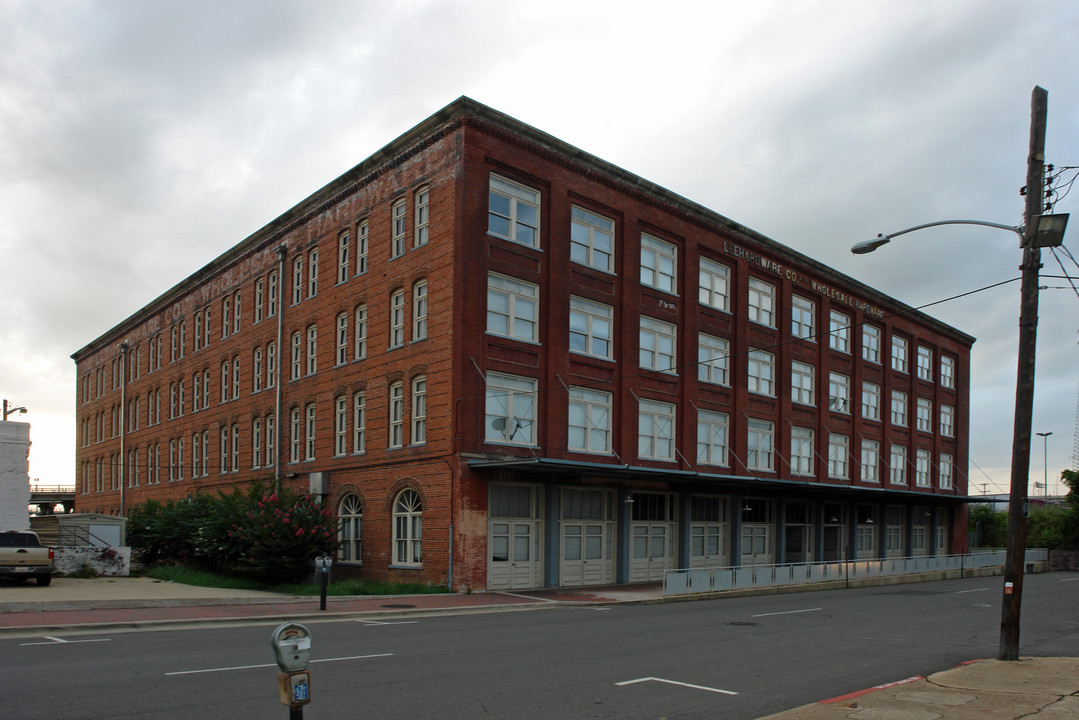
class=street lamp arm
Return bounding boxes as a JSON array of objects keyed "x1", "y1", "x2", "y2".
[{"x1": 851, "y1": 219, "x2": 1024, "y2": 254}]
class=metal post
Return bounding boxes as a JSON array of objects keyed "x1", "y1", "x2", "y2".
[{"x1": 999, "y1": 86, "x2": 1048, "y2": 661}]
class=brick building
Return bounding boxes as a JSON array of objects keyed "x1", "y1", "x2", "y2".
[{"x1": 72, "y1": 97, "x2": 973, "y2": 591}]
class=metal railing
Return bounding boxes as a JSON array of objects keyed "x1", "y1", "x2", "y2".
[
  {"x1": 662, "y1": 549, "x2": 1049, "y2": 596},
  {"x1": 57, "y1": 526, "x2": 113, "y2": 548}
]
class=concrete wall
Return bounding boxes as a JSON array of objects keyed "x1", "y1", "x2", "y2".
[
  {"x1": 0, "y1": 422, "x2": 31, "y2": 531},
  {"x1": 54, "y1": 546, "x2": 131, "y2": 576}
]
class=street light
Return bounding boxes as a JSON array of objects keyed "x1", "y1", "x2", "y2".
[
  {"x1": 1036, "y1": 432, "x2": 1052, "y2": 501},
  {"x1": 2, "y1": 400, "x2": 28, "y2": 421}
]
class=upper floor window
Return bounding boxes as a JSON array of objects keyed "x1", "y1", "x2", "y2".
[
  {"x1": 487, "y1": 273, "x2": 538, "y2": 342},
  {"x1": 939, "y1": 453, "x2": 954, "y2": 490},
  {"x1": 830, "y1": 310, "x2": 850, "y2": 353},
  {"x1": 940, "y1": 355, "x2": 955, "y2": 388},
  {"x1": 828, "y1": 372, "x2": 850, "y2": 413},
  {"x1": 746, "y1": 418, "x2": 774, "y2": 471},
  {"x1": 639, "y1": 316, "x2": 676, "y2": 374},
  {"x1": 791, "y1": 296, "x2": 815, "y2": 340},
  {"x1": 915, "y1": 449, "x2": 932, "y2": 487},
  {"x1": 337, "y1": 231, "x2": 350, "y2": 284},
  {"x1": 698, "y1": 333, "x2": 730, "y2": 386},
  {"x1": 638, "y1": 398, "x2": 675, "y2": 461},
  {"x1": 308, "y1": 247, "x2": 319, "y2": 298},
  {"x1": 335, "y1": 313, "x2": 349, "y2": 366},
  {"x1": 862, "y1": 381, "x2": 881, "y2": 421},
  {"x1": 640, "y1": 233, "x2": 677, "y2": 294},
  {"x1": 354, "y1": 305, "x2": 368, "y2": 360},
  {"x1": 698, "y1": 257, "x2": 730, "y2": 312},
  {"x1": 290, "y1": 331, "x2": 302, "y2": 381},
  {"x1": 940, "y1": 404, "x2": 955, "y2": 437},
  {"x1": 292, "y1": 256, "x2": 304, "y2": 305},
  {"x1": 890, "y1": 444, "x2": 907, "y2": 485},
  {"x1": 389, "y1": 381, "x2": 404, "y2": 448},
  {"x1": 356, "y1": 220, "x2": 369, "y2": 275},
  {"x1": 414, "y1": 186, "x2": 429, "y2": 248},
  {"x1": 568, "y1": 387, "x2": 612, "y2": 455},
  {"x1": 412, "y1": 280, "x2": 428, "y2": 341},
  {"x1": 790, "y1": 426, "x2": 814, "y2": 475},
  {"x1": 890, "y1": 390, "x2": 908, "y2": 426},
  {"x1": 390, "y1": 290, "x2": 406, "y2": 349},
  {"x1": 488, "y1": 174, "x2": 539, "y2": 248},
  {"x1": 791, "y1": 361, "x2": 815, "y2": 406},
  {"x1": 862, "y1": 324, "x2": 881, "y2": 363},
  {"x1": 485, "y1": 372, "x2": 537, "y2": 445},
  {"x1": 306, "y1": 324, "x2": 318, "y2": 376},
  {"x1": 569, "y1": 296, "x2": 613, "y2": 360},
  {"x1": 391, "y1": 199, "x2": 407, "y2": 258},
  {"x1": 828, "y1": 433, "x2": 849, "y2": 479},
  {"x1": 747, "y1": 278, "x2": 776, "y2": 327},
  {"x1": 747, "y1": 349, "x2": 775, "y2": 396},
  {"x1": 411, "y1": 376, "x2": 427, "y2": 445},
  {"x1": 861, "y1": 440, "x2": 880, "y2": 483},
  {"x1": 570, "y1": 206, "x2": 614, "y2": 272},
  {"x1": 917, "y1": 346, "x2": 933, "y2": 381},
  {"x1": 916, "y1": 397, "x2": 932, "y2": 433},
  {"x1": 891, "y1": 335, "x2": 909, "y2": 373},
  {"x1": 697, "y1": 409, "x2": 729, "y2": 467},
  {"x1": 267, "y1": 270, "x2": 278, "y2": 317}
]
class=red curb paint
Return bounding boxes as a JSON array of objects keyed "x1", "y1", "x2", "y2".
[{"x1": 819, "y1": 675, "x2": 923, "y2": 704}]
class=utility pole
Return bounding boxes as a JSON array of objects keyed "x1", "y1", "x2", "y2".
[{"x1": 999, "y1": 86, "x2": 1047, "y2": 661}]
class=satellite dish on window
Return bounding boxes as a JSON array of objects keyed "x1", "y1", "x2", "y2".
[{"x1": 492, "y1": 417, "x2": 507, "y2": 433}]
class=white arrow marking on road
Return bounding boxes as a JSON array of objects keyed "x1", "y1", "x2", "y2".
[
  {"x1": 616, "y1": 677, "x2": 737, "y2": 695},
  {"x1": 166, "y1": 653, "x2": 393, "y2": 676},
  {"x1": 357, "y1": 620, "x2": 417, "y2": 625},
  {"x1": 20, "y1": 637, "x2": 111, "y2": 647}
]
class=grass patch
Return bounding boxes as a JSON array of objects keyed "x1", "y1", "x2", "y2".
[{"x1": 141, "y1": 565, "x2": 448, "y2": 596}]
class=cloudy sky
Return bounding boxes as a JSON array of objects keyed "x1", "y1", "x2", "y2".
[{"x1": 2, "y1": 0, "x2": 1077, "y2": 495}]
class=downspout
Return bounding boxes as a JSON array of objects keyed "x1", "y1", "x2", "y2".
[
  {"x1": 273, "y1": 244, "x2": 288, "y2": 487},
  {"x1": 118, "y1": 342, "x2": 128, "y2": 516}
]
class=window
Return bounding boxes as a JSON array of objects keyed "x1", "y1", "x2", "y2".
[
  {"x1": 699, "y1": 257, "x2": 730, "y2": 312},
  {"x1": 231, "y1": 424, "x2": 239, "y2": 472},
  {"x1": 940, "y1": 355, "x2": 955, "y2": 388},
  {"x1": 193, "y1": 372, "x2": 202, "y2": 412},
  {"x1": 791, "y1": 361, "x2": 815, "y2": 406},
  {"x1": 891, "y1": 335, "x2": 908, "y2": 373},
  {"x1": 337, "y1": 231, "x2": 350, "y2": 284},
  {"x1": 305, "y1": 403, "x2": 316, "y2": 461},
  {"x1": 916, "y1": 449, "x2": 932, "y2": 487},
  {"x1": 412, "y1": 280, "x2": 428, "y2": 341},
  {"x1": 830, "y1": 311, "x2": 850, "y2": 353},
  {"x1": 267, "y1": 270, "x2": 278, "y2": 317},
  {"x1": 308, "y1": 247, "x2": 319, "y2": 298},
  {"x1": 828, "y1": 372, "x2": 850, "y2": 413},
  {"x1": 569, "y1": 297, "x2": 613, "y2": 359},
  {"x1": 638, "y1": 398, "x2": 675, "y2": 461},
  {"x1": 487, "y1": 273, "x2": 538, "y2": 342},
  {"x1": 488, "y1": 174, "x2": 539, "y2": 248},
  {"x1": 356, "y1": 220, "x2": 369, "y2": 275},
  {"x1": 390, "y1": 289, "x2": 405, "y2": 348},
  {"x1": 791, "y1": 296, "x2": 815, "y2": 339},
  {"x1": 392, "y1": 489, "x2": 422, "y2": 566},
  {"x1": 334, "y1": 395, "x2": 348, "y2": 457},
  {"x1": 354, "y1": 305, "x2": 367, "y2": 360},
  {"x1": 640, "y1": 233, "x2": 677, "y2": 294},
  {"x1": 352, "y1": 392, "x2": 366, "y2": 453},
  {"x1": 265, "y1": 415, "x2": 275, "y2": 468},
  {"x1": 889, "y1": 444, "x2": 907, "y2": 485},
  {"x1": 747, "y1": 419, "x2": 774, "y2": 471},
  {"x1": 389, "y1": 382, "x2": 404, "y2": 449},
  {"x1": 336, "y1": 313, "x2": 349, "y2": 366},
  {"x1": 391, "y1": 198, "x2": 407, "y2": 258},
  {"x1": 292, "y1": 255, "x2": 303, "y2": 305},
  {"x1": 862, "y1": 381, "x2": 880, "y2": 421},
  {"x1": 252, "y1": 418, "x2": 262, "y2": 469},
  {"x1": 639, "y1": 316, "x2": 676, "y2": 373},
  {"x1": 861, "y1": 439, "x2": 880, "y2": 483},
  {"x1": 306, "y1": 324, "x2": 318, "y2": 376},
  {"x1": 828, "y1": 434, "x2": 849, "y2": 479},
  {"x1": 748, "y1": 350, "x2": 775, "y2": 396},
  {"x1": 862, "y1": 324, "x2": 881, "y2": 363},
  {"x1": 570, "y1": 206, "x2": 613, "y2": 272},
  {"x1": 221, "y1": 297, "x2": 231, "y2": 338},
  {"x1": 917, "y1": 346, "x2": 933, "y2": 381},
  {"x1": 411, "y1": 376, "x2": 427, "y2": 445},
  {"x1": 891, "y1": 390, "x2": 908, "y2": 427},
  {"x1": 289, "y1": 407, "x2": 301, "y2": 463},
  {"x1": 698, "y1": 333, "x2": 729, "y2": 385},
  {"x1": 414, "y1": 186, "x2": 429, "y2": 248},
  {"x1": 266, "y1": 341, "x2": 276, "y2": 389},
  {"x1": 697, "y1": 409, "x2": 729, "y2": 466},
  {"x1": 194, "y1": 312, "x2": 202, "y2": 351},
  {"x1": 940, "y1": 404, "x2": 955, "y2": 437},
  {"x1": 338, "y1": 494, "x2": 363, "y2": 562},
  {"x1": 747, "y1": 278, "x2": 776, "y2": 327},
  {"x1": 790, "y1": 426, "x2": 814, "y2": 475},
  {"x1": 202, "y1": 369, "x2": 210, "y2": 409},
  {"x1": 217, "y1": 427, "x2": 226, "y2": 474},
  {"x1": 232, "y1": 357, "x2": 240, "y2": 400},
  {"x1": 916, "y1": 397, "x2": 932, "y2": 433},
  {"x1": 568, "y1": 387, "x2": 612, "y2": 454},
  {"x1": 485, "y1": 373, "x2": 537, "y2": 445},
  {"x1": 290, "y1": 331, "x2": 302, "y2": 381},
  {"x1": 939, "y1": 453, "x2": 954, "y2": 490}
]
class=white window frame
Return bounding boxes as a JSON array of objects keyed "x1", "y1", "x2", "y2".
[
  {"x1": 791, "y1": 295, "x2": 815, "y2": 340},
  {"x1": 389, "y1": 381, "x2": 404, "y2": 449},
  {"x1": 889, "y1": 444, "x2": 907, "y2": 485},
  {"x1": 748, "y1": 349, "x2": 775, "y2": 396},
  {"x1": 747, "y1": 277, "x2": 776, "y2": 327},
  {"x1": 292, "y1": 255, "x2": 303, "y2": 305},
  {"x1": 862, "y1": 381, "x2": 880, "y2": 421},
  {"x1": 337, "y1": 230, "x2": 350, "y2": 284},
  {"x1": 746, "y1": 418, "x2": 774, "y2": 471},
  {"x1": 352, "y1": 391, "x2": 366, "y2": 454},
  {"x1": 334, "y1": 395, "x2": 348, "y2": 457},
  {"x1": 488, "y1": 174, "x2": 540, "y2": 248},
  {"x1": 306, "y1": 324, "x2": 317, "y2": 376},
  {"x1": 698, "y1": 257, "x2": 730, "y2": 312},
  {"x1": 891, "y1": 335, "x2": 909, "y2": 373},
  {"x1": 791, "y1": 361, "x2": 815, "y2": 406},
  {"x1": 391, "y1": 198, "x2": 407, "y2": 258},
  {"x1": 411, "y1": 376, "x2": 427, "y2": 445},
  {"x1": 640, "y1": 233, "x2": 677, "y2": 294},
  {"x1": 916, "y1": 448, "x2": 932, "y2": 487},
  {"x1": 392, "y1": 489, "x2": 422, "y2": 566},
  {"x1": 485, "y1": 372, "x2": 537, "y2": 446},
  {"x1": 861, "y1": 439, "x2": 880, "y2": 483},
  {"x1": 638, "y1": 398, "x2": 675, "y2": 461},
  {"x1": 568, "y1": 387, "x2": 612, "y2": 455},
  {"x1": 356, "y1": 219, "x2": 369, "y2": 275},
  {"x1": 698, "y1": 333, "x2": 729, "y2": 386},
  {"x1": 569, "y1": 296, "x2": 613, "y2": 360},
  {"x1": 390, "y1": 289, "x2": 405, "y2": 348},
  {"x1": 308, "y1": 247, "x2": 318, "y2": 298},
  {"x1": 862, "y1": 324, "x2": 881, "y2": 363},
  {"x1": 916, "y1": 397, "x2": 932, "y2": 433},
  {"x1": 891, "y1": 390, "x2": 908, "y2": 427},
  {"x1": 940, "y1": 355, "x2": 955, "y2": 388},
  {"x1": 939, "y1": 453, "x2": 954, "y2": 490},
  {"x1": 412, "y1": 280, "x2": 428, "y2": 341},
  {"x1": 305, "y1": 403, "x2": 316, "y2": 461},
  {"x1": 830, "y1": 310, "x2": 850, "y2": 353},
  {"x1": 639, "y1": 316, "x2": 676, "y2": 374},
  {"x1": 414, "y1": 186, "x2": 429, "y2": 248},
  {"x1": 336, "y1": 312, "x2": 349, "y2": 366},
  {"x1": 828, "y1": 372, "x2": 850, "y2": 413},
  {"x1": 487, "y1": 273, "x2": 538, "y2": 343},
  {"x1": 570, "y1": 205, "x2": 613, "y2": 272},
  {"x1": 917, "y1": 345, "x2": 933, "y2": 381},
  {"x1": 696, "y1": 409, "x2": 729, "y2": 467},
  {"x1": 790, "y1": 426, "x2": 814, "y2": 475},
  {"x1": 940, "y1": 404, "x2": 955, "y2": 437},
  {"x1": 354, "y1": 305, "x2": 367, "y2": 360},
  {"x1": 828, "y1": 433, "x2": 849, "y2": 479}
]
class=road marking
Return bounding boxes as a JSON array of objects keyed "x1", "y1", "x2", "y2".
[
  {"x1": 752, "y1": 608, "x2": 822, "y2": 618},
  {"x1": 1061, "y1": 577, "x2": 1079, "y2": 582},
  {"x1": 357, "y1": 620, "x2": 417, "y2": 626},
  {"x1": 616, "y1": 677, "x2": 737, "y2": 695},
  {"x1": 20, "y1": 636, "x2": 112, "y2": 647},
  {"x1": 166, "y1": 653, "x2": 393, "y2": 676},
  {"x1": 955, "y1": 588, "x2": 989, "y2": 594},
  {"x1": 494, "y1": 591, "x2": 559, "y2": 602},
  {"x1": 821, "y1": 675, "x2": 922, "y2": 704}
]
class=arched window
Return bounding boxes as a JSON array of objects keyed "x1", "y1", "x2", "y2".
[
  {"x1": 393, "y1": 489, "x2": 422, "y2": 566},
  {"x1": 338, "y1": 494, "x2": 363, "y2": 562}
]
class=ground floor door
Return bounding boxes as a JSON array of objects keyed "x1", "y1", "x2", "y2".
[
  {"x1": 487, "y1": 484, "x2": 542, "y2": 590},
  {"x1": 629, "y1": 492, "x2": 676, "y2": 582},
  {"x1": 784, "y1": 502, "x2": 813, "y2": 563},
  {"x1": 559, "y1": 488, "x2": 615, "y2": 587},
  {"x1": 689, "y1": 495, "x2": 728, "y2": 568},
  {"x1": 740, "y1": 498, "x2": 775, "y2": 565}
]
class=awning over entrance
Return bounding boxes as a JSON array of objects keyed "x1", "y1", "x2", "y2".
[{"x1": 467, "y1": 456, "x2": 975, "y2": 505}]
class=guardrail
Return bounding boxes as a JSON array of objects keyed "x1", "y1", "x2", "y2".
[{"x1": 663, "y1": 549, "x2": 1050, "y2": 596}]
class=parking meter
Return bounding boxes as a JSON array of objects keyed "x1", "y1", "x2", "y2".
[
  {"x1": 315, "y1": 555, "x2": 333, "y2": 611},
  {"x1": 271, "y1": 623, "x2": 312, "y2": 710}
]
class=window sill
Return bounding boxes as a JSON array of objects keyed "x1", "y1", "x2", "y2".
[{"x1": 388, "y1": 564, "x2": 422, "y2": 571}]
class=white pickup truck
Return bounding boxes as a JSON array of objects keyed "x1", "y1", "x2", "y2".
[{"x1": 0, "y1": 530, "x2": 54, "y2": 586}]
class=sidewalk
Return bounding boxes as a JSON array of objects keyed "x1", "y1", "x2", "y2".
[{"x1": 2, "y1": 578, "x2": 1076, "y2": 720}]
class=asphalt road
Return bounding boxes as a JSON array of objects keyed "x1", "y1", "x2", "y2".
[{"x1": 5, "y1": 572, "x2": 1078, "y2": 719}]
